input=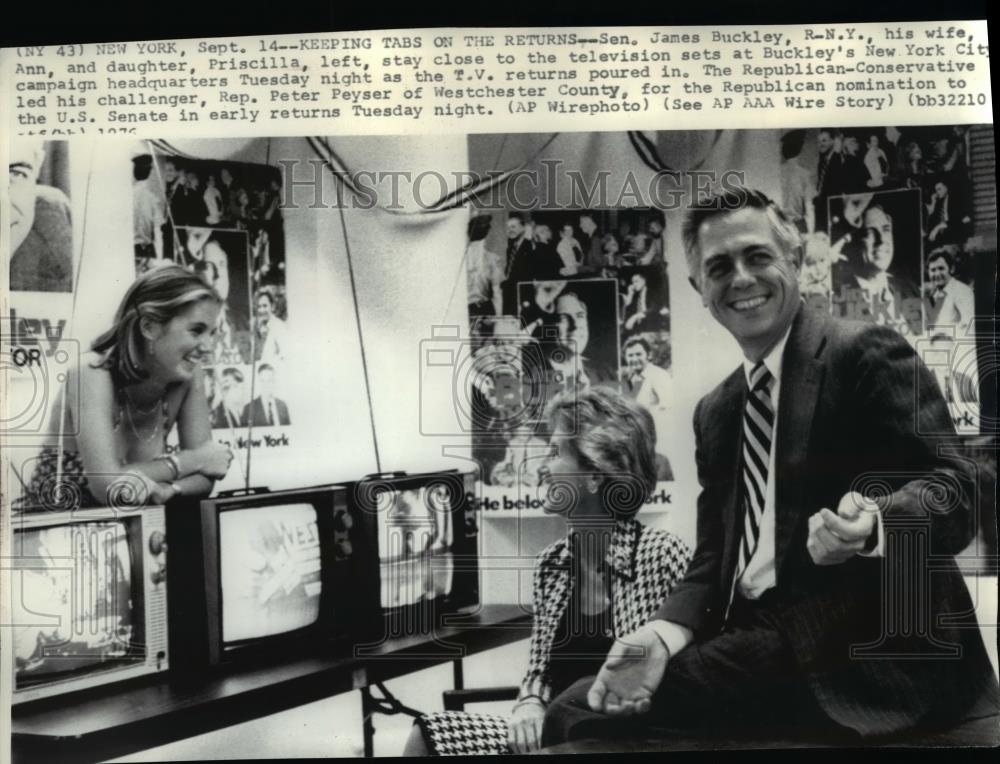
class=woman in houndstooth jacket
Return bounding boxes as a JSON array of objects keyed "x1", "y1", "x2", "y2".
[{"x1": 404, "y1": 387, "x2": 692, "y2": 755}]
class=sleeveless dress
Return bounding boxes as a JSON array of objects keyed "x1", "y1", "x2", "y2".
[{"x1": 13, "y1": 392, "x2": 173, "y2": 511}]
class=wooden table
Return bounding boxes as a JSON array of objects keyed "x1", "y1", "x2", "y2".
[{"x1": 11, "y1": 605, "x2": 532, "y2": 763}]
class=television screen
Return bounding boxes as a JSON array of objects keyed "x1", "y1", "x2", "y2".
[
  {"x1": 219, "y1": 503, "x2": 322, "y2": 643},
  {"x1": 376, "y1": 484, "x2": 455, "y2": 609},
  {"x1": 14, "y1": 521, "x2": 138, "y2": 688}
]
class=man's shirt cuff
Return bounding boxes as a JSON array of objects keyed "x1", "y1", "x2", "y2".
[{"x1": 649, "y1": 620, "x2": 694, "y2": 659}]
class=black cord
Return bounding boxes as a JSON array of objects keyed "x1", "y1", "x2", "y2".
[{"x1": 367, "y1": 682, "x2": 424, "y2": 718}]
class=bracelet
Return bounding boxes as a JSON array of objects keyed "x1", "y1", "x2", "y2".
[
  {"x1": 155, "y1": 453, "x2": 181, "y2": 481},
  {"x1": 514, "y1": 695, "x2": 545, "y2": 710}
]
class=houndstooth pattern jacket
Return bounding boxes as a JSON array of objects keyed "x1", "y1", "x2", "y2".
[{"x1": 517, "y1": 517, "x2": 692, "y2": 705}]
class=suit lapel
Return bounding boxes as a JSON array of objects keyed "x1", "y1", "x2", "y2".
[
  {"x1": 715, "y1": 370, "x2": 748, "y2": 592},
  {"x1": 774, "y1": 305, "x2": 827, "y2": 579}
]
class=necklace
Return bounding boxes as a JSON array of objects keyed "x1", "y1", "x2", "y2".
[
  {"x1": 120, "y1": 392, "x2": 170, "y2": 444},
  {"x1": 123, "y1": 387, "x2": 165, "y2": 415}
]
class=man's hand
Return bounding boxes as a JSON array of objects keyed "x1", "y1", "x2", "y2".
[
  {"x1": 587, "y1": 625, "x2": 668, "y2": 716},
  {"x1": 807, "y1": 491, "x2": 878, "y2": 565},
  {"x1": 508, "y1": 698, "x2": 545, "y2": 754}
]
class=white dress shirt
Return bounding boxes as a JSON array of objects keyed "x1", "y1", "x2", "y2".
[
  {"x1": 926, "y1": 277, "x2": 975, "y2": 338},
  {"x1": 650, "y1": 322, "x2": 883, "y2": 657}
]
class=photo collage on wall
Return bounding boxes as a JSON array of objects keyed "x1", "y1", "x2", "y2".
[
  {"x1": 465, "y1": 208, "x2": 673, "y2": 488},
  {"x1": 785, "y1": 124, "x2": 982, "y2": 429},
  {"x1": 131, "y1": 153, "x2": 291, "y2": 432},
  {"x1": 9, "y1": 139, "x2": 73, "y2": 294}
]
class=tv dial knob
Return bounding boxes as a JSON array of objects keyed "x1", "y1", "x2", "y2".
[
  {"x1": 333, "y1": 511, "x2": 353, "y2": 532},
  {"x1": 335, "y1": 539, "x2": 353, "y2": 558}
]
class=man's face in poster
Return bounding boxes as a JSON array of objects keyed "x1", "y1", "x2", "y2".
[
  {"x1": 861, "y1": 206, "x2": 894, "y2": 273},
  {"x1": 9, "y1": 140, "x2": 44, "y2": 253},
  {"x1": 817, "y1": 130, "x2": 834, "y2": 155},
  {"x1": 506, "y1": 217, "x2": 524, "y2": 241},
  {"x1": 163, "y1": 161, "x2": 178, "y2": 185},
  {"x1": 256, "y1": 293, "x2": 274, "y2": 324},
  {"x1": 258, "y1": 366, "x2": 276, "y2": 398},
  {"x1": 625, "y1": 342, "x2": 650, "y2": 376},
  {"x1": 927, "y1": 255, "x2": 952, "y2": 290},
  {"x1": 221, "y1": 370, "x2": 243, "y2": 407},
  {"x1": 555, "y1": 292, "x2": 589, "y2": 357}
]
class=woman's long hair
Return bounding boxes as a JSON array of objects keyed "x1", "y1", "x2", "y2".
[{"x1": 91, "y1": 263, "x2": 222, "y2": 385}]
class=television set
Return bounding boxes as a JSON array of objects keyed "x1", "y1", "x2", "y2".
[
  {"x1": 166, "y1": 485, "x2": 380, "y2": 668},
  {"x1": 348, "y1": 470, "x2": 479, "y2": 639},
  {"x1": 10, "y1": 506, "x2": 169, "y2": 705}
]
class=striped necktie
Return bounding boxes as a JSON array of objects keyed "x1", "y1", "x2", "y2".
[{"x1": 730, "y1": 361, "x2": 775, "y2": 605}]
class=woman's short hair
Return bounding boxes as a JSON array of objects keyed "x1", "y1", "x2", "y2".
[
  {"x1": 91, "y1": 263, "x2": 222, "y2": 384},
  {"x1": 545, "y1": 386, "x2": 658, "y2": 517}
]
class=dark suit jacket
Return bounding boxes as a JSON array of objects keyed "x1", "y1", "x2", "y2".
[
  {"x1": 656, "y1": 304, "x2": 999, "y2": 736},
  {"x1": 211, "y1": 402, "x2": 246, "y2": 429},
  {"x1": 243, "y1": 396, "x2": 290, "y2": 427}
]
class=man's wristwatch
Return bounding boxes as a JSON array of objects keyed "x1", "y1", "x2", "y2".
[{"x1": 171, "y1": 482, "x2": 183, "y2": 498}]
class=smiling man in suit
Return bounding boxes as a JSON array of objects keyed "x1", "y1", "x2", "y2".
[
  {"x1": 243, "y1": 363, "x2": 290, "y2": 427},
  {"x1": 542, "y1": 187, "x2": 998, "y2": 745}
]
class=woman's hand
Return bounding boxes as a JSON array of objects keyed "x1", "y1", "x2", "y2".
[
  {"x1": 190, "y1": 440, "x2": 234, "y2": 479},
  {"x1": 508, "y1": 698, "x2": 546, "y2": 754}
]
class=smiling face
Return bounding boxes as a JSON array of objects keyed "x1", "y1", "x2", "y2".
[
  {"x1": 861, "y1": 207, "x2": 894, "y2": 272},
  {"x1": 693, "y1": 207, "x2": 800, "y2": 360},
  {"x1": 624, "y1": 342, "x2": 649, "y2": 375},
  {"x1": 145, "y1": 299, "x2": 220, "y2": 383},
  {"x1": 927, "y1": 256, "x2": 951, "y2": 289},
  {"x1": 255, "y1": 293, "x2": 273, "y2": 322}
]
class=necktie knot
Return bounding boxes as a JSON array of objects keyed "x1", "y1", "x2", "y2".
[{"x1": 750, "y1": 362, "x2": 773, "y2": 394}]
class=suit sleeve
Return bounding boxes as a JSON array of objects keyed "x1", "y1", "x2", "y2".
[
  {"x1": 852, "y1": 324, "x2": 975, "y2": 555},
  {"x1": 652, "y1": 397, "x2": 726, "y2": 636}
]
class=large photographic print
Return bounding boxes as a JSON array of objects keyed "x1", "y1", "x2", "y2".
[
  {"x1": 1, "y1": 16, "x2": 996, "y2": 760},
  {"x1": 131, "y1": 155, "x2": 293, "y2": 432},
  {"x1": 467, "y1": 207, "x2": 674, "y2": 489},
  {"x1": 9, "y1": 140, "x2": 73, "y2": 293}
]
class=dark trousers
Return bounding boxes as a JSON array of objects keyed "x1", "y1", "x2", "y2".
[{"x1": 542, "y1": 594, "x2": 856, "y2": 747}]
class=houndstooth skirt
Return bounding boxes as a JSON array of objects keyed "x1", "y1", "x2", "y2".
[{"x1": 417, "y1": 710, "x2": 511, "y2": 756}]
